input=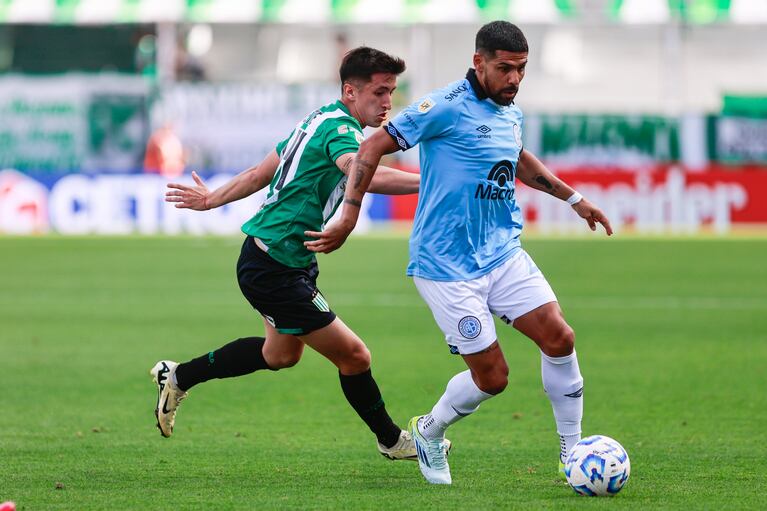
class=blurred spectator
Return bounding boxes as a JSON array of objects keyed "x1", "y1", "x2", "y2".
[{"x1": 144, "y1": 123, "x2": 185, "y2": 178}]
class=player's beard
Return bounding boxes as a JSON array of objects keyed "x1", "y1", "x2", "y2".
[{"x1": 491, "y1": 87, "x2": 517, "y2": 106}]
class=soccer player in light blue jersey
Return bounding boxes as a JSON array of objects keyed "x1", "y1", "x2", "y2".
[{"x1": 306, "y1": 22, "x2": 612, "y2": 485}]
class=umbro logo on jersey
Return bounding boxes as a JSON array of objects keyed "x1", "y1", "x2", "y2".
[
  {"x1": 386, "y1": 124, "x2": 409, "y2": 150},
  {"x1": 476, "y1": 125, "x2": 492, "y2": 139}
]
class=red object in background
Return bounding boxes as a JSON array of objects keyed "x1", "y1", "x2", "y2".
[
  {"x1": 390, "y1": 165, "x2": 420, "y2": 220},
  {"x1": 0, "y1": 501, "x2": 16, "y2": 511},
  {"x1": 390, "y1": 165, "x2": 419, "y2": 220},
  {"x1": 550, "y1": 166, "x2": 767, "y2": 224},
  {"x1": 389, "y1": 164, "x2": 767, "y2": 224}
]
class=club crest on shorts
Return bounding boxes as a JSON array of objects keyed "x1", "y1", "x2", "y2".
[{"x1": 458, "y1": 316, "x2": 481, "y2": 339}]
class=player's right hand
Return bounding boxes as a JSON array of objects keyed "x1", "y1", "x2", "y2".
[{"x1": 165, "y1": 171, "x2": 211, "y2": 210}]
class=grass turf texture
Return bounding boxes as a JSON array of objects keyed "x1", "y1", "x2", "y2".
[{"x1": 1, "y1": 236, "x2": 765, "y2": 510}]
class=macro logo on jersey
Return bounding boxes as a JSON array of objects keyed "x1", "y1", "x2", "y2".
[
  {"x1": 458, "y1": 316, "x2": 481, "y2": 339},
  {"x1": 475, "y1": 160, "x2": 515, "y2": 201}
]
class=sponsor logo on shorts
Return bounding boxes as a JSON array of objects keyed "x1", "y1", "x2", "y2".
[
  {"x1": 311, "y1": 291, "x2": 330, "y2": 312},
  {"x1": 458, "y1": 316, "x2": 482, "y2": 339}
]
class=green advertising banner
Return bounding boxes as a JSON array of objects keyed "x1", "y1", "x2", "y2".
[
  {"x1": 0, "y1": 74, "x2": 148, "y2": 172},
  {"x1": 536, "y1": 114, "x2": 680, "y2": 168}
]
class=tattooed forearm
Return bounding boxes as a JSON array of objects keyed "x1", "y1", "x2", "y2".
[
  {"x1": 534, "y1": 175, "x2": 560, "y2": 195},
  {"x1": 352, "y1": 158, "x2": 375, "y2": 190},
  {"x1": 344, "y1": 198, "x2": 362, "y2": 208}
]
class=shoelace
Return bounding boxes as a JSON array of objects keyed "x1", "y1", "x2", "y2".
[{"x1": 426, "y1": 438, "x2": 448, "y2": 470}]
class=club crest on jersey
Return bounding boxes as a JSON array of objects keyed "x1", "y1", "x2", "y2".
[
  {"x1": 458, "y1": 316, "x2": 482, "y2": 339},
  {"x1": 418, "y1": 98, "x2": 435, "y2": 113},
  {"x1": 337, "y1": 125, "x2": 349, "y2": 134},
  {"x1": 354, "y1": 131, "x2": 364, "y2": 144},
  {"x1": 513, "y1": 123, "x2": 522, "y2": 146}
]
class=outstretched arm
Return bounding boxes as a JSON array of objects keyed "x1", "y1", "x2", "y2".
[
  {"x1": 333, "y1": 152, "x2": 419, "y2": 195},
  {"x1": 517, "y1": 149, "x2": 612, "y2": 235},
  {"x1": 368, "y1": 166, "x2": 419, "y2": 195},
  {"x1": 165, "y1": 150, "x2": 281, "y2": 210},
  {"x1": 304, "y1": 129, "x2": 400, "y2": 253}
]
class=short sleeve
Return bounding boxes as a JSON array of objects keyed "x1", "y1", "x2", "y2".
[
  {"x1": 324, "y1": 119, "x2": 364, "y2": 162},
  {"x1": 275, "y1": 130, "x2": 294, "y2": 155},
  {"x1": 386, "y1": 94, "x2": 459, "y2": 151}
]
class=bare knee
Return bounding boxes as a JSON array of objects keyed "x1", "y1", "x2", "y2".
[
  {"x1": 267, "y1": 350, "x2": 302, "y2": 370},
  {"x1": 338, "y1": 343, "x2": 371, "y2": 375},
  {"x1": 475, "y1": 364, "x2": 509, "y2": 395},
  {"x1": 541, "y1": 325, "x2": 575, "y2": 357}
]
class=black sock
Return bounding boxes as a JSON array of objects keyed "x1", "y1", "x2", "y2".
[
  {"x1": 339, "y1": 369, "x2": 401, "y2": 448},
  {"x1": 174, "y1": 337, "x2": 273, "y2": 391}
]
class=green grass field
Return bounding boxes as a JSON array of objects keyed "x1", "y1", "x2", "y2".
[{"x1": 1, "y1": 236, "x2": 766, "y2": 510}]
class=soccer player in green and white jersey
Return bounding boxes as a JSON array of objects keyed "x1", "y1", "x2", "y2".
[{"x1": 151, "y1": 47, "x2": 444, "y2": 462}]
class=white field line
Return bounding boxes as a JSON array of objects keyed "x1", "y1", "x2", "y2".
[{"x1": 326, "y1": 294, "x2": 767, "y2": 311}]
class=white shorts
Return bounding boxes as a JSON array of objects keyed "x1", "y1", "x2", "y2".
[{"x1": 413, "y1": 250, "x2": 557, "y2": 355}]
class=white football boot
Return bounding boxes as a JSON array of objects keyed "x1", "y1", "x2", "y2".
[
  {"x1": 378, "y1": 429, "x2": 453, "y2": 461},
  {"x1": 408, "y1": 416, "x2": 452, "y2": 484},
  {"x1": 150, "y1": 360, "x2": 187, "y2": 438}
]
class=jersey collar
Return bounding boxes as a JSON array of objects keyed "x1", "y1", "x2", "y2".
[
  {"x1": 466, "y1": 68, "x2": 514, "y2": 107},
  {"x1": 335, "y1": 99, "x2": 363, "y2": 130}
]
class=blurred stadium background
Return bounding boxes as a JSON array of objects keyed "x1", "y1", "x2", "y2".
[
  {"x1": 2, "y1": 2, "x2": 767, "y2": 509},
  {"x1": 1, "y1": 0, "x2": 766, "y2": 236}
]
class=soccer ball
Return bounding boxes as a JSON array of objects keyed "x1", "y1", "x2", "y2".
[{"x1": 564, "y1": 435, "x2": 630, "y2": 496}]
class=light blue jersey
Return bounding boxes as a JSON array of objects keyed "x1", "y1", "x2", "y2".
[{"x1": 387, "y1": 69, "x2": 525, "y2": 281}]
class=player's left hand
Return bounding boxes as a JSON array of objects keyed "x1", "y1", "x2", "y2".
[
  {"x1": 573, "y1": 198, "x2": 613, "y2": 235},
  {"x1": 304, "y1": 219, "x2": 356, "y2": 254}
]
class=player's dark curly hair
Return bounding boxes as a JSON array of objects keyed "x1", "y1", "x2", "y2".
[
  {"x1": 475, "y1": 21, "x2": 528, "y2": 56},
  {"x1": 339, "y1": 46, "x2": 406, "y2": 84}
]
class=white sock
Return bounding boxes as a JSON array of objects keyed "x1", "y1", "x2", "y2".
[
  {"x1": 419, "y1": 370, "x2": 493, "y2": 440},
  {"x1": 541, "y1": 351, "x2": 583, "y2": 460}
]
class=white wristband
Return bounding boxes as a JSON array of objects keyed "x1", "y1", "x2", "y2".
[{"x1": 566, "y1": 192, "x2": 583, "y2": 206}]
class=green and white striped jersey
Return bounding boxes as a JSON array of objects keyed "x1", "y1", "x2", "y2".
[{"x1": 241, "y1": 100, "x2": 364, "y2": 268}]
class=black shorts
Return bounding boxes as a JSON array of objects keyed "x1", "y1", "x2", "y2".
[{"x1": 236, "y1": 236, "x2": 336, "y2": 336}]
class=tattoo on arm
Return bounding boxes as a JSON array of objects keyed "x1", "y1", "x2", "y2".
[
  {"x1": 343, "y1": 198, "x2": 362, "y2": 208},
  {"x1": 340, "y1": 156, "x2": 353, "y2": 174},
  {"x1": 534, "y1": 175, "x2": 560, "y2": 195},
  {"x1": 352, "y1": 159, "x2": 375, "y2": 190}
]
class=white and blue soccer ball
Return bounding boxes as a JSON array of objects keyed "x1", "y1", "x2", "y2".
[{"x1": 564, "y1": 435, "x2": 630, "y2": 496}]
